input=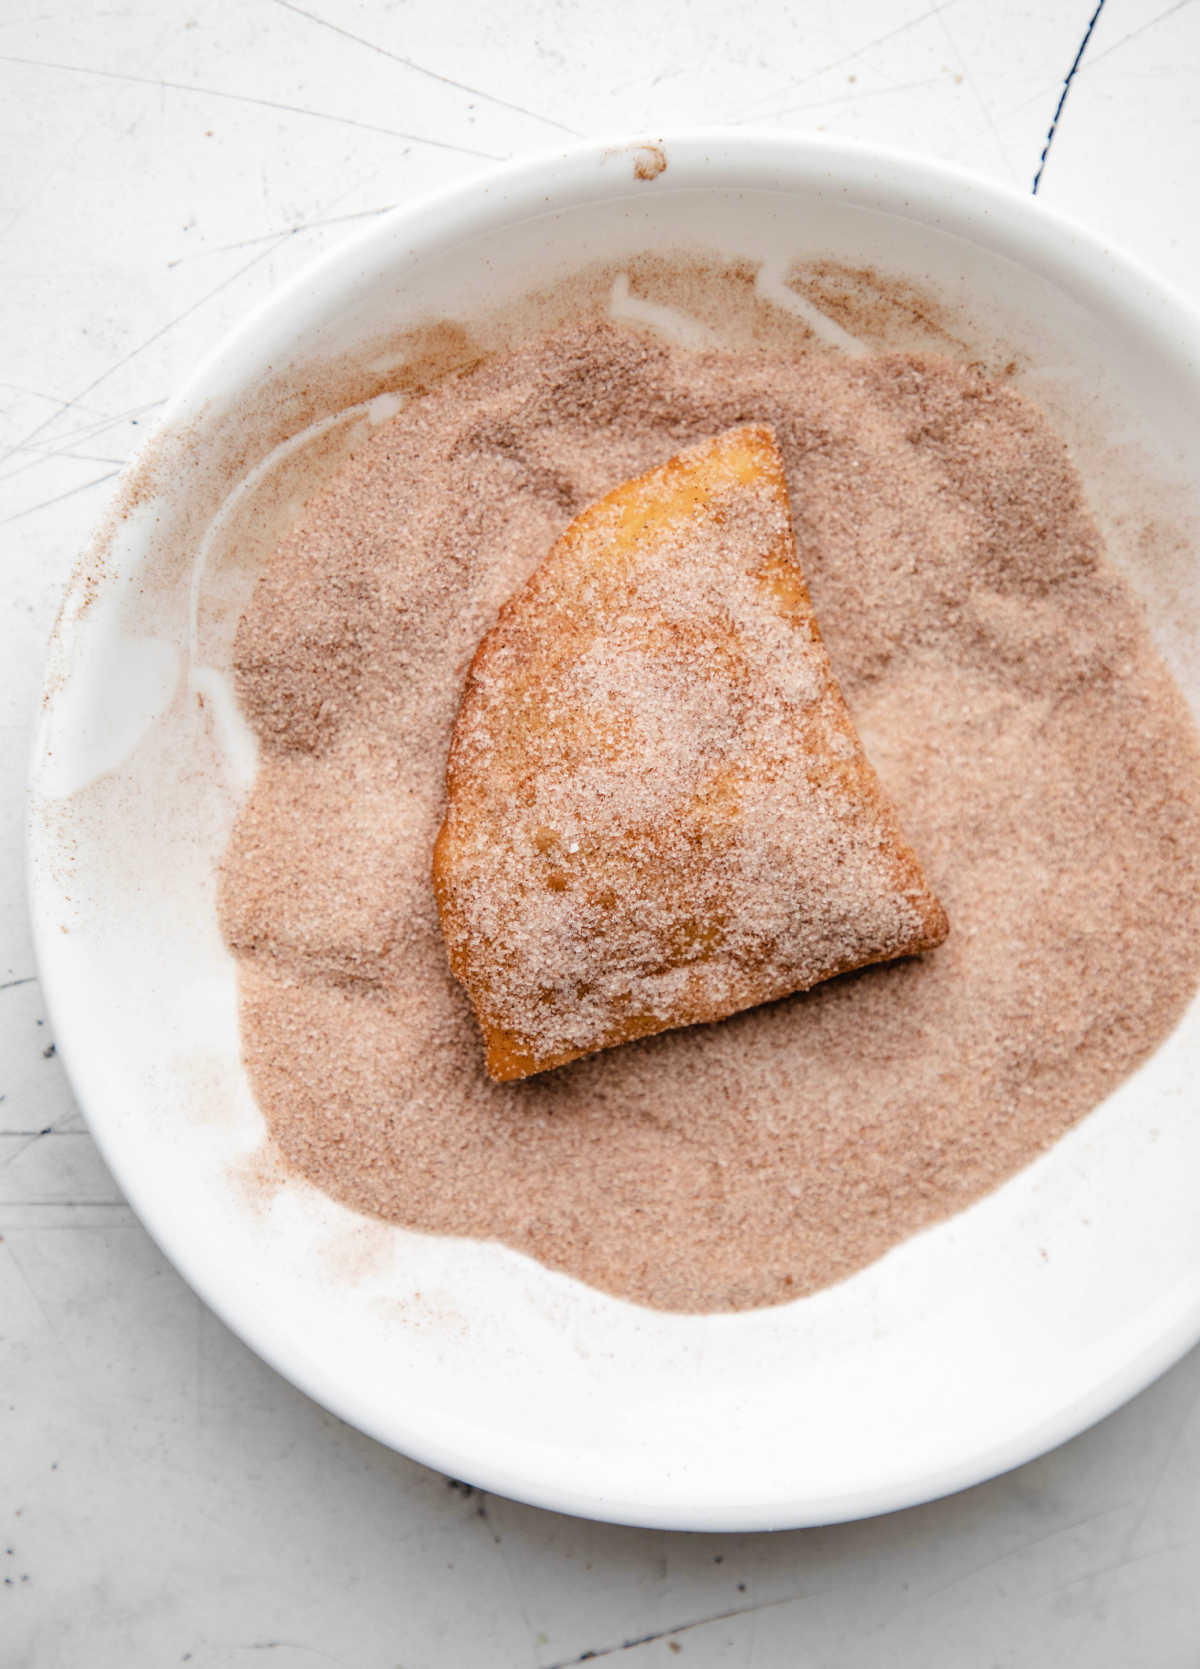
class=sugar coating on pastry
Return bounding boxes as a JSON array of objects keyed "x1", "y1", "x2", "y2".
[{"x1": 433, "y1": 424, "x2": 949, "y2": 1080}]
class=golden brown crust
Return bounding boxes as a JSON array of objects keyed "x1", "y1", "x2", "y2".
[{"x1": 434, "y1": 425, "x2": 948, "y2": 1080}]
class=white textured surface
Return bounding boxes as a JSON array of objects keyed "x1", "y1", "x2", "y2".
[{"x1": 4, "y1": 3, "x2": 1200, "y2": 1664}]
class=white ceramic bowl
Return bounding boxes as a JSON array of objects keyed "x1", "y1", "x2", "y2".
[{"x1": 29, "y1": 131, "x2": 1200, "y2": 1531}]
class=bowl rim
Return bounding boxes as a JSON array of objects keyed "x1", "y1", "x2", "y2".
[{"x1": 27, "y1": 126, "x2": 1200, "y2": 1531}]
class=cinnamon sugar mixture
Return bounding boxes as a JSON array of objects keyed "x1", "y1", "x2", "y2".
[{"x1": 220, "y1": 319, "x2": 1200, "y2": 1313}]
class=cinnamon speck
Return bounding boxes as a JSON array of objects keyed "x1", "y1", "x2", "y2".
[{"x1": 634, "y1": 143, "x2": 667, "y2": 181}]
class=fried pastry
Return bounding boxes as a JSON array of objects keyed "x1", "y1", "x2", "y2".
[{"x1": 433, "y1": 425, "x2": 948, "y2": 1081}]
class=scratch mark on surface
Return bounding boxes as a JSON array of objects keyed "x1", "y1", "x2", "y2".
[
  {"x1": 236, "y1": 1642, "x2": 352, "y2": 1665},
  {"x1": 1032, "y1": 0, "x2": 1109, "y2": 193},
  {"x1": 272, "y1": 0, "x2": 580, "y2": 135},
  {"x1": 1030, "y1": 1535, "x2": 1193, "y2": 1604},
  {"x1": 1075, "y1": 0, "x2": 1195, "y2": 70},
  {"x1": 479, "y1": 1495, "x2": 538, "y2": 1639},
  {"x1": 0, "y1": 977, "x2": 36, "y2": 992},
  {"x1": 4, "y1": 1123, "x2": 86, "y2": 1138},
  {"x1": 0, "y1": 1139, "x2": 38, "y2": 1172},
  {"x1": 0, "y1": 54, "x2": 506, "y2": 158},
  {"x1": 1115, "y1": 1382, "x2": 1200, "y2": 1562},
  {"x1": 0, "y1": 1114, "x2": 82, "y2": 1171},
  {"x1": 0, "y1": 238, "x2": 291, "y2": 469},
  {"x1": 732, "y1": 1, "x2": 949, "y2": 120},
  {"x1": 762, "y1": 74, "x2": 945, "y2": 118},
  {"x1": 936, "y1": 8, "x2": 1017, "y2": 184},
  {"x1": 0, "y1": 449, "x2": 128, "y2": 489},
  {"x1": 0, "y1": 470, "x2": 121, "y2": 527},
  {"x1": 0, "y1": 450, "x2": 81, "y2": 489},
  {"x1": 1, "y1": 1202, "x2": 132, "y2": 1213},
  {"x1": 0, "y1": 381, "x2": 111, "y2": 420},
  {"x1": 538, "y1": 1596, "x2": 798, "y2": 1667},
  {"x1": 37, "y1": 451, "x2": 126, "y2": 466},
  {"x1": 3, "y1": 399, "x2": 167, "y2": 469},
  {"x1": 872, "y1": 1501, "x2": 1129, "y2": 1622},
  {"x1": 166, "y1": 204, "x2": 399, "y2": 267},
  {"x1": 1, "y1": 1238, "x2": 62, "y2": 1339}
]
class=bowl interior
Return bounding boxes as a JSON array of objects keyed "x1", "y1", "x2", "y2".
[{"x1": 29, "y1": 134, "x2": 1200, "y2": 1530}]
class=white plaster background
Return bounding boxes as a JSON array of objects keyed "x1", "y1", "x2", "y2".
[{"x1": 4, "y1": 2, "x2": 1200, "y2": 1664}]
